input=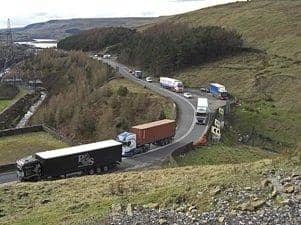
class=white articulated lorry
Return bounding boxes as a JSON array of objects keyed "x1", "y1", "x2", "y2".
[
  {"x1": 160, "y1": 77, "x2": 184, "y2": 93},
  {"x1": 196, "y1": 97, "x2": 209, "y2": 125}
]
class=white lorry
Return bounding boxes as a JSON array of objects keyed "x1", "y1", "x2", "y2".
[
  {"x1": 160, "y1": 77, "x2": 184, "y2": 93},
  {"x1": 196, "y1": 97, "x2": 209, "y2": 125}
]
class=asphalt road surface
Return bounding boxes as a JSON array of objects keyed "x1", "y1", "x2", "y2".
[
  {"x1": 0, "y1": 57, "x2": 225, "y2": 184},
  {"x1": 101, "y1": 58, "x2": 226, "y2": 170}
]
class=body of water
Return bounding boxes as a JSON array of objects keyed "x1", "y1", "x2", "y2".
[{"x1": 16, "y1": 39, "x2": 57, "y2": 49}]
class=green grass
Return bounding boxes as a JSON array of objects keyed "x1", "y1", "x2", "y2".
[
  {"x1": 168, "y1": 0, "x2": 301, "y2": 60},
  {"x1": 176, "y1": 52, "x2": 300, "y2": 148},
  {"x1": 107, "y1": 78, "x2": 175, "y2": 119},
  {"x1": 0, "y1": 154, "x2": 299, "y2": 225},
  {"x1": 0, "y1": 132, "x2": 68, "y2": 165},
  {"x1": 0, "y1": 88, "x2": 30, "y2": 113},
  {"x1": 173, "y1": 145, "x2": 276, "y2": 167}
]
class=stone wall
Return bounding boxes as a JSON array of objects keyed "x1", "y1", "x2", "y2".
[{"x1": 0, "y1": 92, "x2": 41, "y2": 130}]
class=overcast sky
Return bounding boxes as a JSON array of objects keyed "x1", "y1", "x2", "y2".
[{"x1": 0, "y1": 0, "x2": 242, "y2": 28}]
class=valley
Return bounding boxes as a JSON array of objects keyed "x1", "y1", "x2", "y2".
[{"x1": 0, "y1": 0, "x2": 300, "y2": 224}]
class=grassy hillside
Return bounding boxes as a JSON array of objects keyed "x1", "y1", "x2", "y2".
[
  {"x1": 0, "y1": 17, "x2": 162, "y2": 41},
  {"x1": 166, "y1": 0, "x2": 301, "y2": 149},
  {"x1": 168, "y1": 0, "x2": 301, "y2": 60},
  {"x1": 0, "y1": 88, "x2": 29, "y2": 112},
  {"x1": 0, "y1": 132, "x2": 68, "y2": 165},
  {"x1": 176, "y1": 51, "x2": 300, "y2": 148},
  {"x1": 15, "y1": 50, "x2": 173, "y2": 143},
  {"x1": 0, "y1": 152, "x2": 299, "y2": 225},
  {"x1": 173, "y1": 145, "x2": 276, "y2": 167}
]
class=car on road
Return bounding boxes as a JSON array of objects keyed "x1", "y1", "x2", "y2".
[
  {"x1": 200, "y1": 87, "x2": 210, "y2": 93},
  {"x1": 129, "y1": 69, "x2": 133, "y2": 74},
  {"x1": 146, "y1": 77, "x2": 153, "y2": 82},
  {"x1": 183, "y1": 92, "x2": 193, "y2": 98}
]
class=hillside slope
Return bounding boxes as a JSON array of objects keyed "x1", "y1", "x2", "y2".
[
  {"x1": 165, "y1": 0, "x2": 301, "y2": 148},
  {"x1": 168, "y1": 0, "x2": 301, "y2": 60},
  {"x1": 0, "y1": 152, "x2": 299, "y2": 225},
  {"x1": 0, "y1": 17, "x2": 163, "y2": 41},
  {"x1": 13, "y1": 50, "x2": 173, "y2": 143}
]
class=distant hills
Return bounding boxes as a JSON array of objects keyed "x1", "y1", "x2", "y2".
[{"x1": 0, "y1": 17, "x2": 163, "y2": 41}]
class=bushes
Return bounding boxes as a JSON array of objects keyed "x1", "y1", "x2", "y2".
[
  {"x1": 57, "y1": 27, "x2": 136, "y2": 51},
  {"x1": 58, "y1": 23, "x2": 243, "y2": 76},
  {"x1": 118, "y1": 23, "x2": 243, "y2": 76},
  {"x1": 17, "y1": 50, "x2": 170, "y2": 143}
]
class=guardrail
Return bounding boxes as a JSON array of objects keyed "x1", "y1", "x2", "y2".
[{"x1": 168, "y1": 100, "x2": 232, "y2": 164}]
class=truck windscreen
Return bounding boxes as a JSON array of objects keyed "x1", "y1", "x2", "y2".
[
  {"x1": 196, "y1": 112, "x2": 207, "y2": 117},
  {"x1": 221, "y1": 92, "x2": 228, "y2": 98}
]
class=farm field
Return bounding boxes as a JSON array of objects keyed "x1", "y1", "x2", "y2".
[{"x1": 0, "y1": 131, "x2": 68, "y2": 165}]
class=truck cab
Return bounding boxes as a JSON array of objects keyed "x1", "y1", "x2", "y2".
[
  {"x1": 174, "y1": 81, "x2": 184, "y2": 93},
  {"x1": 209, "y1": 83, "x2": 228, "y2": 100},
  {"x1": 134, "y1": 70, "x2": 143, "y2": 79},
  {"x1": 196, "y1": 98, "x2": 209, "y2": 125},
  {"x1": 17, "y1": 155, "x2": 41, "y2": 181},
  {"x1": 117, "y1": 132, "x2": 137, "y2": 156}
]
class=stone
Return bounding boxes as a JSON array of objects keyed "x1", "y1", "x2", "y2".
[
  {"x1": 271, "y1": 188, "x2": 278, "y2": 198},
  {"x1": 283, "y1": 185, "x2": 295, "y2": 194},
  {"x1": 210, "y1": 186, "x2": 222, "y2": 195},
  {"x1": 251, "y1": 199, "x2": 266, "y2": 210},
  {"x1": 159, "y1": 218, "x2": 168, "y2": 225},
  {"x1": 261, "y1": 179, "x2": 270, "y2": 187},
  {"x1": 40, "y1": 199, "x2": 51, "y2": 204},
  {"x1": 295, "y1": 194, "x2": 301, "y2": 201},
  {"x1": 188, "y1": 205, "x2": 197, "y2": 211},
  {"x1": 238, "y1": 202, "x2": 252, "y2": 211},
  {"x1": 218, "y1": 217, "x2": 225, "y2": 223},
  {"x1": 280, "y1": 199, "x2": 291, "y2": 205},
  {"x1": 126, "y1": 203, "x2": 133, "y2": 216},
  {"x1": 144, "y1": 203, "x2": 159, "y2": 209},
  {"x1": 292, "y1": 173, "x2": 300, "y2": 178}
]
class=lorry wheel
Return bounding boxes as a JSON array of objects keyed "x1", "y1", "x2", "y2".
[
  {"x1": 102, "y1": 166, "x2": 109, "y2": 173},
  {"x1": 96, "y1": 167, "x2": 101, "y2": 174},
  {"x1": 88, "y1": 169, "x2": 95, "y2": 175}
]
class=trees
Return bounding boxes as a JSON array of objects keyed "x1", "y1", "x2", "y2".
[
  {"x1": 58, "y1": 23, "x2": 243, "y2": 77},
  {"x1": 17, "y1": 50, "x2": 171, "y2": 143}
]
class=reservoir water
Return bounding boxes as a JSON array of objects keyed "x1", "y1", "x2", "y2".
[{"x1": 15, "y1": 39, "x2": 57, "y2": 49}]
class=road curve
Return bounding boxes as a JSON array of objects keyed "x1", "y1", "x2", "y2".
[
  {"x1": 102, "y1": 59, "x2": 206, "y2": 170},
  {"x1": 0, "y1": 58, "x2": 211, "y2": 184}
]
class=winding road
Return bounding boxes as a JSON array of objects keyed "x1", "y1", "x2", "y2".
[
  {"x1": 0, "y1": 57, "x2": 225, "y2": 184},
  {"x1": 101, "y1": 58, "x2": 225, "y2": 170}
]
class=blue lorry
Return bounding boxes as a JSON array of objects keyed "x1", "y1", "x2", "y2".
[{"x1": 210, "y1": 83, "x2": 228, "y2": 100}]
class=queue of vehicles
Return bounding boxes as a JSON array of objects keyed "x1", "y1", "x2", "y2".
[
  {"x1": 17, "y1": 55, "x2": 229, "y2": 182},
  {"x1": 17, "y1": 119, "x2": 176, "y2": 181}
]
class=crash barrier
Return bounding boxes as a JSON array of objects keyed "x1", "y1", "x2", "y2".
[
  {"x1": 0, "y1": 125, "x2": 43, "y2": 137},
  {"x1": 0, "y1": 164, "x2": 16, "y2": 173},
  {"x1": 0, "y1": 125, "x2": 75, "y2": 172},
  {"x1": 168, "y1": 142, "x2": 194, "y2": 165}
]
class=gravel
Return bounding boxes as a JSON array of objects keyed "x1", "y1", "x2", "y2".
[{"x1": 105, "y1": 171, "x2": 301, "y2": 225}]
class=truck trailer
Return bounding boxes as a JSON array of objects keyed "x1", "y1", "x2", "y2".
[
  {"x1": 196, "y1": 98, "x2": 209, "y2": 125},
  {"x1": 17, "y1": 140, "x2": 122, "y2": 181},
  {"x1": 160, "y1": 77, "x2": 184, "y2": 93},
  {"x1": 117, "y1": 119, "x2": 176, "y2": 156},
  {"x1": 209, "y1": 83, "x2": 228, "y2": 100}
]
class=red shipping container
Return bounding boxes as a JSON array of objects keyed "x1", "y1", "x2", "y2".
[{"x1": 131, "y1": 119, "x2": 176, "y2": 146}]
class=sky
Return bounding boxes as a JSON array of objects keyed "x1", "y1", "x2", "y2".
[{"x1": 0, "y1": 0, "x2": 241, "y2": 28}]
